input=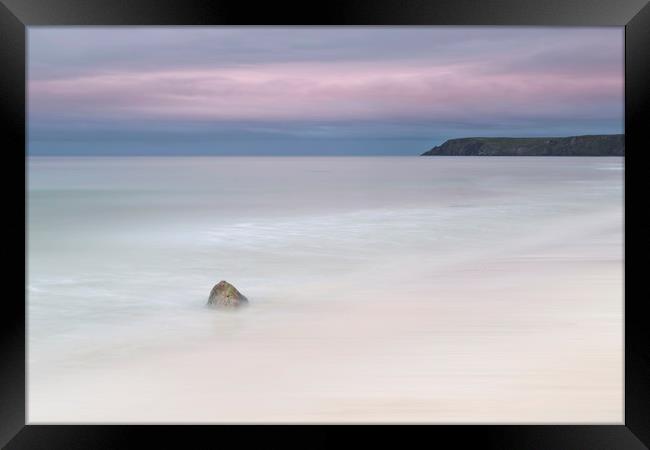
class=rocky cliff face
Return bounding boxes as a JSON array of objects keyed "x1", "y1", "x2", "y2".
[{"x1": 421, "y1": 134, "x2": 624, "y2": 156}]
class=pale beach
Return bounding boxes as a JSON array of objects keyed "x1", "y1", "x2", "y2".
[{"x1": 27, "y1": 156, "x2": 623, "y2": 423}]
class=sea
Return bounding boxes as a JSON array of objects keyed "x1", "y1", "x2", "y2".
[{"x1": 27, "y1": 156, "x2": 624, "y2": 423}]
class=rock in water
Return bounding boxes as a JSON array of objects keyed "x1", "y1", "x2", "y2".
[{"x1": 207, "y1": 280, "x2": 249, "y2": 309}]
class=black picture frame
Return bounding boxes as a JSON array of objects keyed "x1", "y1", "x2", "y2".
[{"x1": 1, "y1": 0, "x2": 648, "y2": 448}]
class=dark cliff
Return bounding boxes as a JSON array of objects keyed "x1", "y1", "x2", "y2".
[{"x1": 421, "y1": 134, "x2": 624, "y2": 156}]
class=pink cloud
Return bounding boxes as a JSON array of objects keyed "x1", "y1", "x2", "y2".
[{"x1": 29, "y1": 58, "x2": 622, "y2": 123}]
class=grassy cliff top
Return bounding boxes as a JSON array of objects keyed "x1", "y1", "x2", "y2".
[{"x1": 421, "y1": 134, "x2": 624, "y2": 156}]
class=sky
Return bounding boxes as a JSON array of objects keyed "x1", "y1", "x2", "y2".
[{"x1": 28, "y1": 27, "x2": 624, "y2": 156}]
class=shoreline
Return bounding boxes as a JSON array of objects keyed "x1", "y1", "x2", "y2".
[
  {"x1": 29, "y1": 205, "x2": 622, "y2": 423},
  {"x1": 27, "y1": 156, "x2": 623, "y2": 423}
]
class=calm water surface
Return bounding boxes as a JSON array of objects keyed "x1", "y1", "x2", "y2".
[{"x1": 27, "y1": 156, "x2": 624, "y2": 422}]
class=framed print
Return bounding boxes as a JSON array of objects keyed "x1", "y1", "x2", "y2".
[{"x1": 1, "y1": 0, "x2": 649, "y2": 448}]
